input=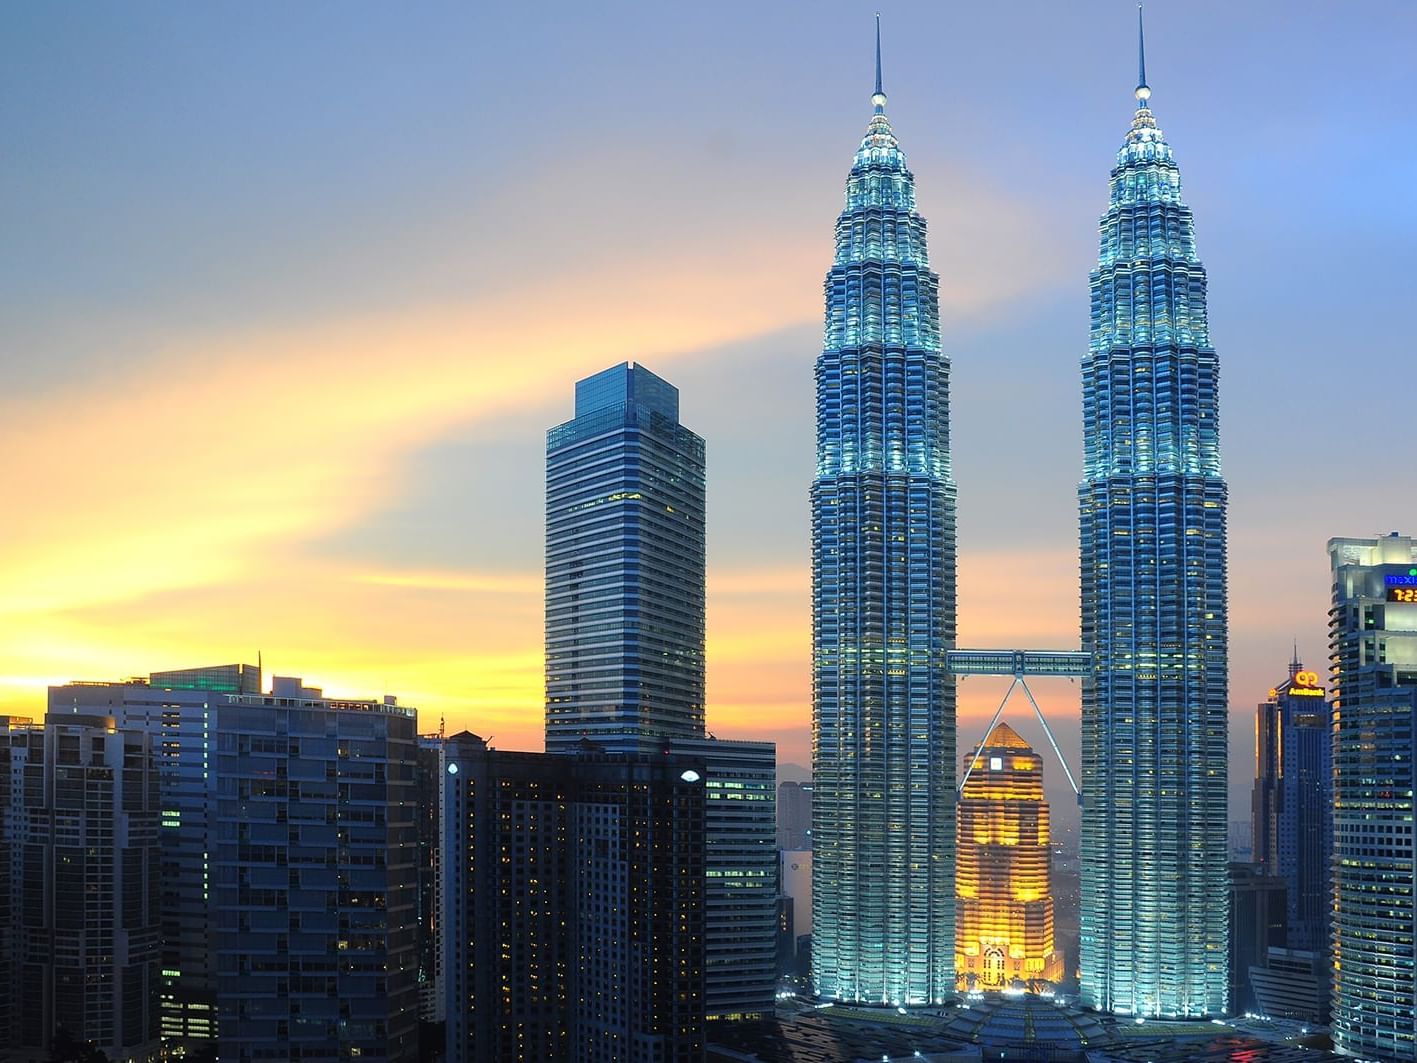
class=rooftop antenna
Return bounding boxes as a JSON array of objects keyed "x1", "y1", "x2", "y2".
[
  {"x1": 1135, "y1": 3, "x2": 1152, "y2": 106},
  {"x1": 871, "y1": 13, "x2": 887, "y2": 113}
]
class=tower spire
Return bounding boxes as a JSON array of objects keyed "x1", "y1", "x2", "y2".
[
  {"x1": 872, "y1": 13, "x2": 887, "y2": 113},
  {"x1": 1135, "y1": 3, "x2": 1151, "y2": 106}
]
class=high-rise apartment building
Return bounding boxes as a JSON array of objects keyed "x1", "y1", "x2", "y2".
[
  {"x1": 4, "y1": 715, "x2": 162, "y2": 1061},
  {"x1": 0, "y1": 716, "x2": 22, "y2": 1062},
  {"x1": 955, "y1": 724, "x2": 1063, "y2": 991},
  {"x1": 49, "y1": 663, "x2": 261, "y2": 1051},
  {"x1": 1329, "y1": 533, "x2": 1417, "y2": 1060},
  {"x1": 442, "y1": 733, "x2": 706, "y2": 1063},
  {"x1": 1251, "y1": 655, "x2": 1332, "y2": 954},
  {"x1": 1078, "y1": 13, "x2": 1228, "y2": 1017},
  {"x1": 545, "y1": 361, "x2": 706, "y2": 750},
  {"x1": 211, "y1": 677, "x2": 420, "y2": 1063},
  {"x1": 811, "y1": 21, "x2": 957, "y2": 1005},
  {"x1": 545, "y1": 363, "x2": 777, "y2": 1022},
  {"x1": 415, "y1": 734, "x2": 444, "y2": 1025}
]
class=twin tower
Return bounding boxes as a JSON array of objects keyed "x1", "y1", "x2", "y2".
[{"x1": 811, "y1": 14, "x2": 1229, "y2": 1017}]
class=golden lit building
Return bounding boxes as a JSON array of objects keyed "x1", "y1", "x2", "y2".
[{"x1": 955, "y1": 722, "x2": 1063, "y2": 990}]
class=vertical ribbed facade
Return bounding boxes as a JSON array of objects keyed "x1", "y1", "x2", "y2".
[
  {"x1": 545, "y1": 363, "x2": 706, "y2": 750},
  {"x1": 1329, "y1": 534, "x2": 1417, "y2": 1060},
  {"x1": 1078, "y1": 69, "x2": 1229, "y2": 1016},
  {"x1": 811, "y1": 70, "x2": 957, "y2": 1005}
]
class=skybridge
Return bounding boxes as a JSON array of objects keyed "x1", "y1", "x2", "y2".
[{"x1": 948, "y1": 648, "x2": 1093, "y2": 803}]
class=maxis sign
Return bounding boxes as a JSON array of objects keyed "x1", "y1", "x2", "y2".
[{"x1": 1386, "y1": 571, "x2": 1417, "y2": 587}]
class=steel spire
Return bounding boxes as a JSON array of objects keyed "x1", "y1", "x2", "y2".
[
  {"x1": 872, "y1": 13, "x2": 887, "y2": 113},
  {"x1": 1135, "y1": 3, "x2": 1152, "y2": 106}
]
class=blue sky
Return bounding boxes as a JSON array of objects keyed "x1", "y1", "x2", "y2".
[{"x1": 2, "y1": 1, "x2": 1414, "y2": 821}]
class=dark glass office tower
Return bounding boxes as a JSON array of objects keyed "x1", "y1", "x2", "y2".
[
  {"x1": 811, "y1": 21, "x2": 957, "y2": 1005},
  {"x1": 1078, "y1": 13, "x2": 1228, "y2": 1017},
  {"x1": 1251, "y1": 654, "x2": 1332, "y2": 954},
  {"x1": 545, "y1": 362, "x2": 706, "y2": 749}
]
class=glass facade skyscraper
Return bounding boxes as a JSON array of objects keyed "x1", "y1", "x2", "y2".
[
  {"x1": 1251, "y1": 654, "x2": 1332, "y2": 955},
  {"x1": 811, "y1": 24, "x2": 957, "y2": 1005},
  {"x1": 1329, "y1": 533, "x2": 1417, "y2": 1060},
  {"x1": 1078, "y1": 18, "x2": 1229, "y2": 1017},
  {"x1": 545, "y1": 362, "x2": 706, "y2": 749}
]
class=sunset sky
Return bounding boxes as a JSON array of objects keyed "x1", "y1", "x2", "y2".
[{"x1": 4, "y1": 1, "x2": 1414, "y2": 819}]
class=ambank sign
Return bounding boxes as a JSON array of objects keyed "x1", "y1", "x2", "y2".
[{"x1": 1272, "y1": 671, "x2": 1325, "y2": 699}]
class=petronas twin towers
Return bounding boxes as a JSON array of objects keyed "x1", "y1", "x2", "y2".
[{"x1": 811, "y1": 13, "x2": 1229, "y2": 1015}]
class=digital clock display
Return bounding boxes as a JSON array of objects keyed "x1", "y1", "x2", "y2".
[{"x1": 1389, "y1": 587, "x2": 1417, "y2": 604}]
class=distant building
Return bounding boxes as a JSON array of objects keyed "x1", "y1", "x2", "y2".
[
  {"x1": 0, "y1": 716, "x2": 22, "y2": 1059},
  {"x1": 1228, "y1": 863, "x2": 1287, "y2": 1017},
  {"x1": 442, "y1": 734, "x2": 706, "y2": 1063},
  {"x1": 211, "y1": 677, "x2": 420, "y2": 1063},
  {"x1": 955, "y1": 723, "x2": 1063, "y2": 990},
  {"x1": 1250, "y1": 654, "x2": 1331, "y2": 958},
  {"x1": 776, "y1": 781, "x2": 812, "y2": 850},
  {"x1": 49, "y1": 662, "x2": 261, "y2": 1051},
  {"x1": 5, "y1": 714, "x2": 162, "y2": 1061},
  {"x1": 545, "y1": 361, "x2": 706, "y2": 750},
  {"x1": 1329, "y1": 533, "x2": 1417, "y2": 1060},
  {"x1": 780, "y1": 849, "x2": 812, "y2": 942}
]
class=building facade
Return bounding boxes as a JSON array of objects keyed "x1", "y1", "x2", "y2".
[
  {"x1": 5, "y1": 715, "x2": 162, "y2": 1061},
  {"x1": 1250, "y1": 655, "x2": 1332, "y2": 955},
  {"x1": 1078, "y1": 18, "x2": 1229, "y2": 1017},
  {"x1": 1329, "y1": 533, "x2": 1417, "y2": 1060},
  {"x1": 811, "y1": 24, "x2": 957, "y2": 1005},
  {"x1": 442, "y1": 734, "x2": 707, "y2": 1063},
  {"x1": 211, "y1": 678, "x2": 420, "y2": 1063},
  {"x1": 776, "y1": 781, "x2": 812, "y2": 850},
  {"x1": 415, "y1": 734, "x2": 444, "y2": 1025},
  {"x1": 955, "y1": 724, "x2": 1063, "y2": 991},
  {"x1": 48, "y1": 663, "x2": 261, "y2": 1051},
  {"x1": 1227, "y1": 863, "x2": 1287, "y2": 1018},
  {"x1": 672, "y1": 738, "x2": 777, "y2": 1021},
  {"x1": 545, "y1": 363, "x2": 777, "y2": 1022},
  {"x1": 545, "y1": 362, "x2": 706, "y2": 750}
]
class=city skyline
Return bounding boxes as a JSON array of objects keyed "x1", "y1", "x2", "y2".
[{"x1": 3, "y1": 2, "x2": 1414, "y2": 824}]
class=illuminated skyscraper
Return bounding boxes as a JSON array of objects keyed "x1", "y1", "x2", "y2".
[
  {"x1": 812, "y1": 19, "x2": 957, "y2": 1005},
  {"x1": 1251, "y1": 654, "x2": 1332, "y2": 954},
  {"x1": 955, "y1": 724, "x2": 1063, "y2": 991},
  {"x1": 1078, "y1": 11, "x2": 1228, "y2": 1017},
  {"x1": 1329, "y1": 533, "x2": 1417, "y2": 1060}
]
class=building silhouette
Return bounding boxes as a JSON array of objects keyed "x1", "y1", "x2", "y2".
[
  {"x1": 811, "y1": 18, "x2": 957, "y2": 1005},
  {"x1": 1078, "y1": 11, "x2": 1229, "y2": 1017},
  {"x1": 1329, "y1": 533, "x2": 1417, "y2": 1059},
  {"x1": 955, "y1": 723, "x2": 1063, "y2": 991},
  {"x1": 442, "y1": 734, "x2": 706, "y2": 1063}
]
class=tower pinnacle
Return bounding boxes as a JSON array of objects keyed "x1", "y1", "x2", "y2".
[
  {"x1": 1135, "y1": 3, "x2": 1151, "y2": 105},
  {"x1": 872, "y1": 13, "x2": 887, "y2": 113}
]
